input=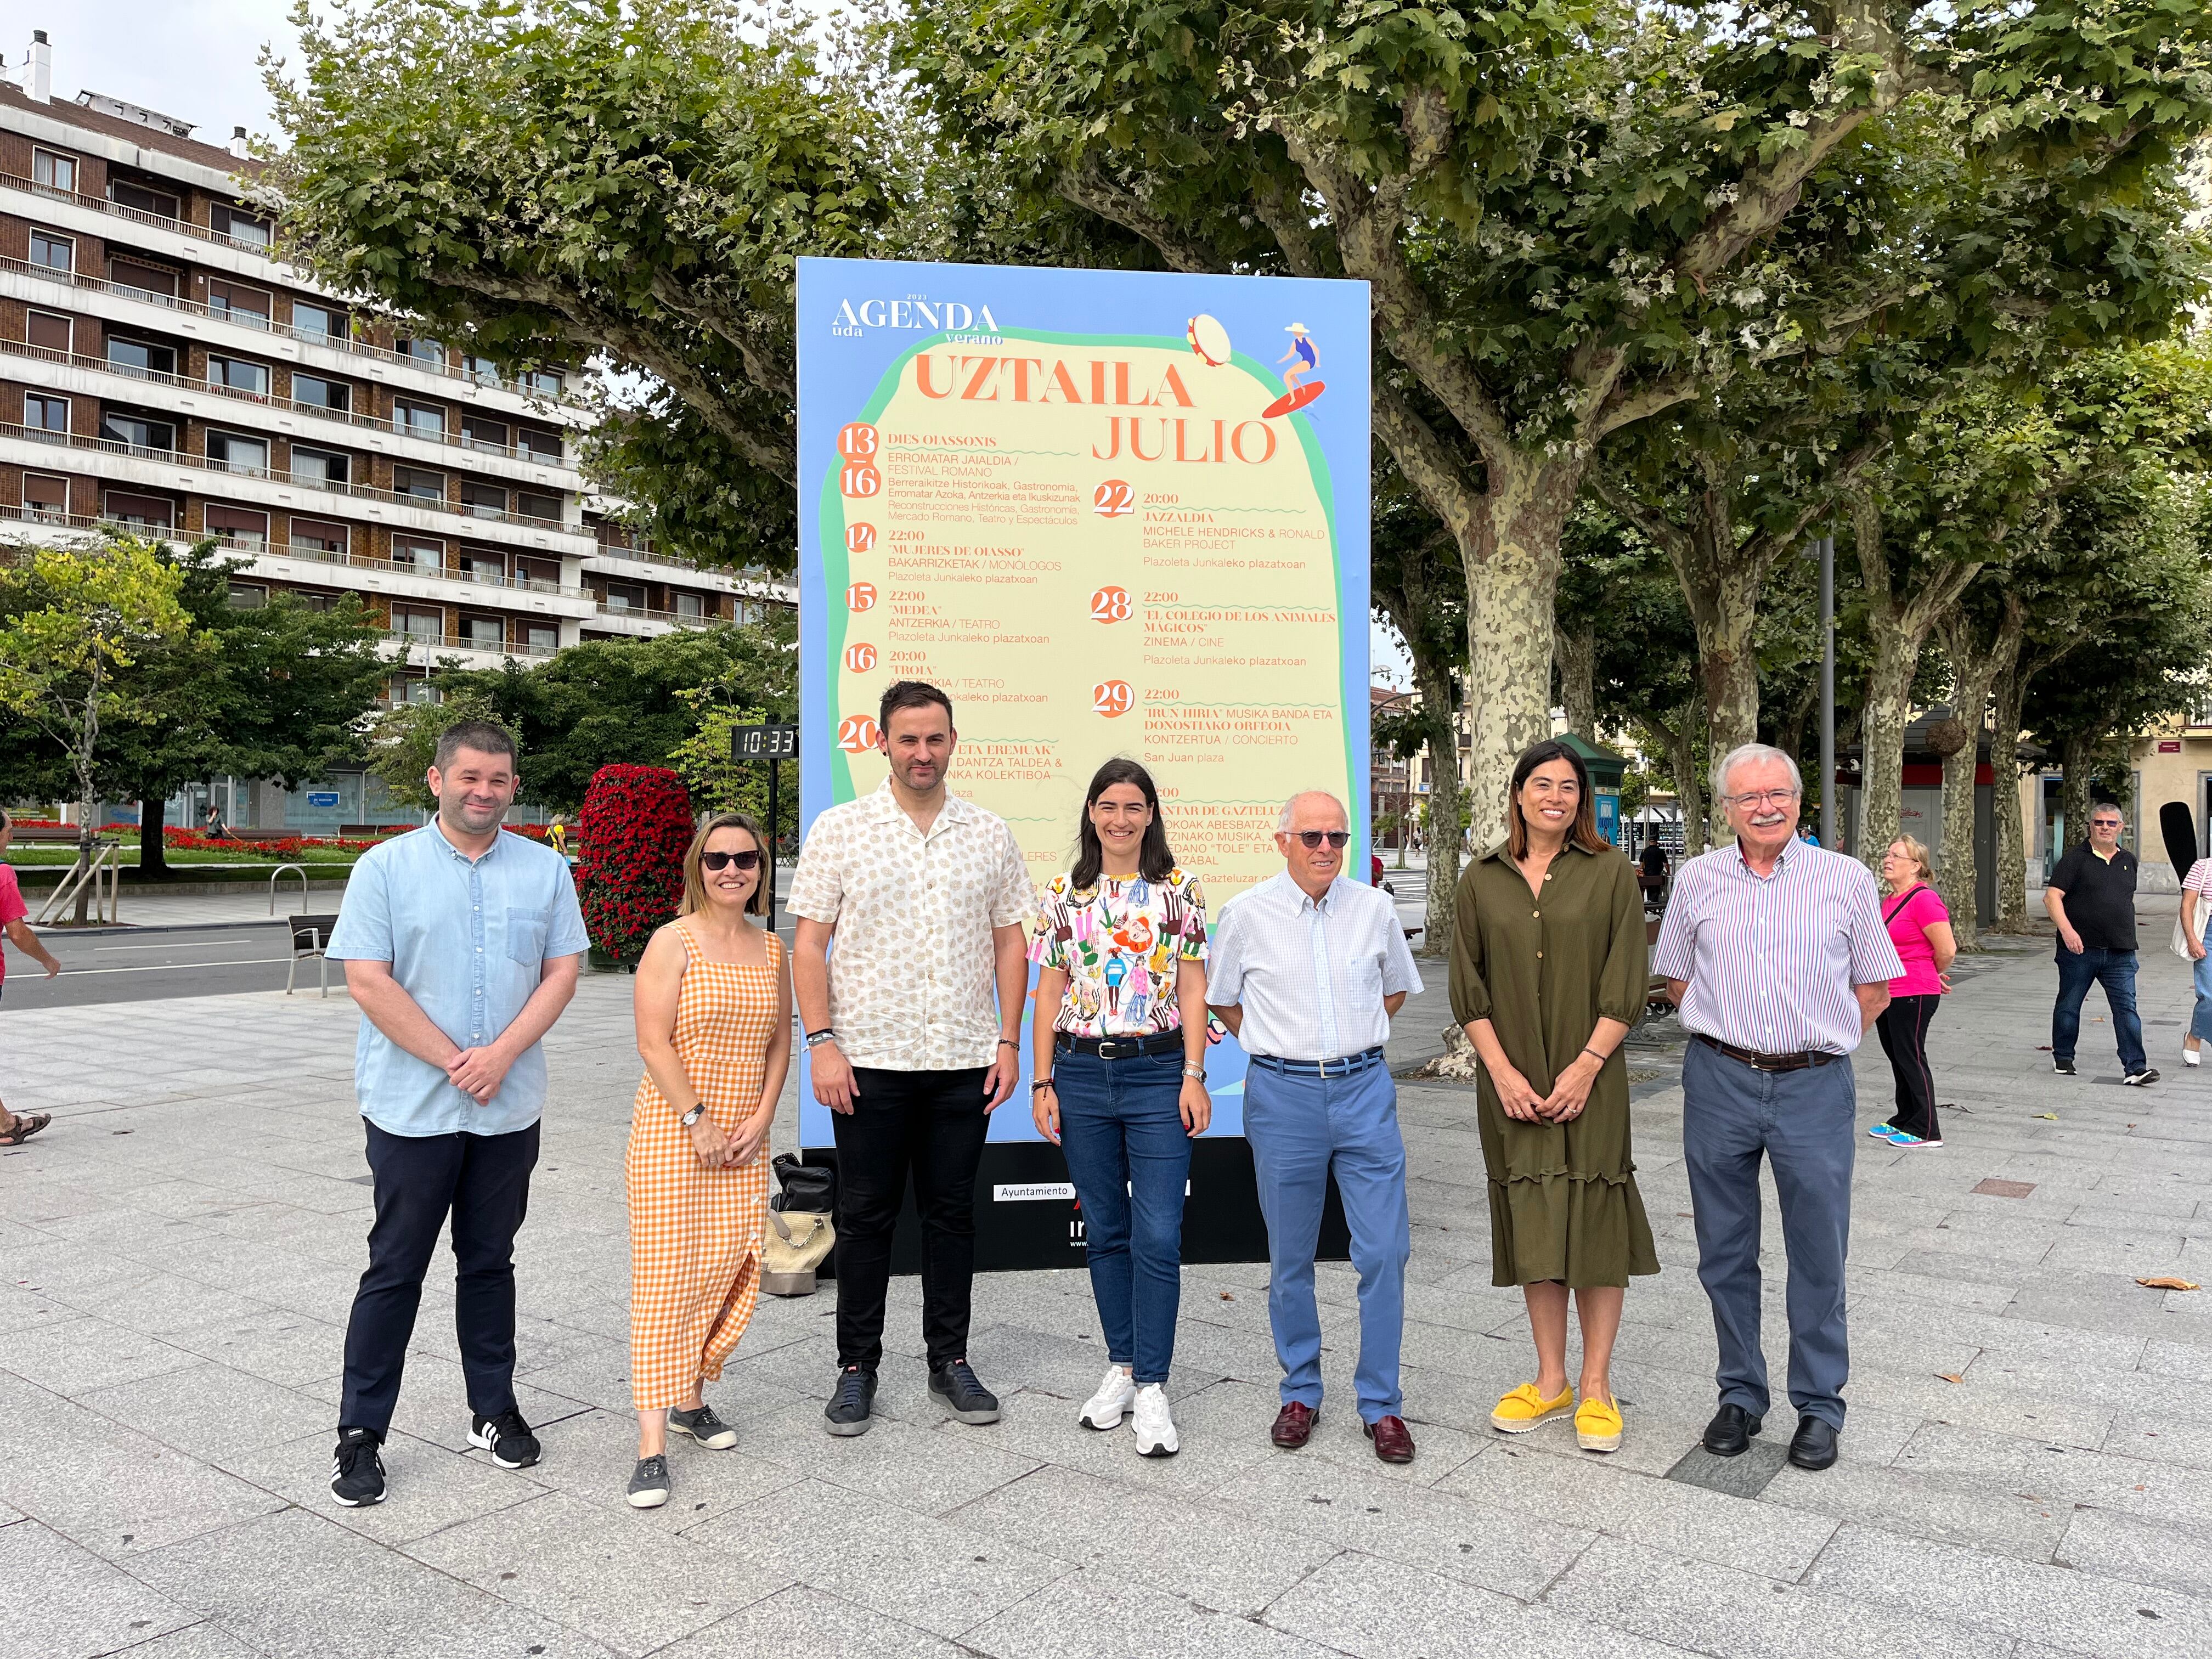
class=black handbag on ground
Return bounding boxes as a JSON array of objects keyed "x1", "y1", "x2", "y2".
[{"x1": 770, "y1": 1153, "x2": 835, "y2": 1214}]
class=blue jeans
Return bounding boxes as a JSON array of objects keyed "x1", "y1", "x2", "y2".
[
  {"x1": 1681, "y1": 1041, "x2": 1854, "y2": 1430},
  {"x1": 1054, "y1": 1049, "x2": 1191, "y2": 1385},
  {"x1": 2052, "y1": 947, "x2": 2147, "y2": 1073},
  {"x1": 1244, "y1": 1055, "x2": 1409, "y2": 1423},
  {"x1": 2192, "y1": 951, "x2": 2212, "y2": 1045}
]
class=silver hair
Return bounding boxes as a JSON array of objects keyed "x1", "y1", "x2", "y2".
[
  {"x1": 1277, "y1": 790, "x2": 1349, "y2": 833},
  {"x1": 1713, "y1": 742, "x2": 1803, "y2": 803}
]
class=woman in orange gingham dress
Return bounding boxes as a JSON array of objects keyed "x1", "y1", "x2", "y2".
[{"x1": 624, "y1": 811, "x2": 791, "y2": 1509}]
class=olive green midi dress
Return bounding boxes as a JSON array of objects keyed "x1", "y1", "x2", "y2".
[{"x1": 1448, "y1": 840, "x2": 1660, "y2": 1289}]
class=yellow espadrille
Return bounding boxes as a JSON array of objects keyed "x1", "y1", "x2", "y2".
[
  {"x1": 1489, "y1": 1382, "x2": 1575, "y2": 1434},
  {"x1": 1575, "y1": 1395, "x2": 1624, "y2": 1453}
]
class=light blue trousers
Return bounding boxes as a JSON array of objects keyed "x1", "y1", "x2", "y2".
[{"x1": 1243, "y1": 1057, "x2": 1410, "y2": 1423}]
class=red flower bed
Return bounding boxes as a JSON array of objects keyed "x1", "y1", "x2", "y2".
[
  {"x1": 160, "y1": 828, "x2": 389, "y2": 857},
  {"x1": 576, "y1": 764, "x2": 692, "y2": 964}
]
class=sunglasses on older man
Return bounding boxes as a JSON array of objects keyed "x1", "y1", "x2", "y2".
[
  {"x1": 701, "y1": 849, "x2": 763, "y2": 872},
  {"x1": 1290, "y1": 831, "x2": 1351, "y2": 849}
]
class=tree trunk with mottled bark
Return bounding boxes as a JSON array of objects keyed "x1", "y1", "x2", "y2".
[
  {"x1": 1555, "y1": 623, "x2": 1596, "y2": 742},
  {"x1": 1932, "y1": 598, "x2": 2022, "y2": 940},
  {"x1": 1416, "y1": 656, "x2": 1464, "y2": 958},
  {"x1": 2059, "y1": 732, "x2": 2096, "y2": 872},
  {"x1": 1990, "y1": 657, "x2": 2036, "y2": 932}
]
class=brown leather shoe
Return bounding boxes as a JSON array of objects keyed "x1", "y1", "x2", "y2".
[
  {"x1": 1364, "y1": 1414, "x2": 1415, "y2": 1464},
  {"x1": 1269, "y1": 1401, "x2": 1318, "y2": 1449}
]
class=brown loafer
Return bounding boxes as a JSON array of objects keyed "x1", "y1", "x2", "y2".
[
  {"x1": 1364, "y1": 1414, "x2": 1415, "y2": 1464},
  {"x1": 1270, "y1": 1401, "x2": 1318, "y2": 1449}
]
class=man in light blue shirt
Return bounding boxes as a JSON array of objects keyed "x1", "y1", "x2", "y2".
[
  {"x1": 1209, "y1": 789, "x2": 1424, "y2": 1464},
  {"x1": 322, "y1": 719, "x2": 587, "y2": 1508}
]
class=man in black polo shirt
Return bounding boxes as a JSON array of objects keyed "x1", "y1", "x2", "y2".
[{"x1": 2045, "y1": 803, "x2": 2155, "y2": 1085}]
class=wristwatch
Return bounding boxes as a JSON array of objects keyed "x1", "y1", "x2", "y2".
[
  {"x1": 1183, "y1": 1065, "x2": 1206, "y2": 1081},
  {"x1": 679, "y1": 1104, "x2": 705, "y2": 1127},
  {"x1": 804, "y1": 1028, "x2": 838, "y2": 1050}
]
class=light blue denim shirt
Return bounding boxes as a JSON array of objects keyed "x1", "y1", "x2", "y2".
[{"x1": 325, "y1": 823, "x2": 590, "y2": 1136}]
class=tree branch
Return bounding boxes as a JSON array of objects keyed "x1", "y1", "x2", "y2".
[{"x1": 1057, "y1": 165, "x2": 1230, "y2": 275}]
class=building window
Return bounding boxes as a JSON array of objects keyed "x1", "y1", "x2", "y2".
[
  {"x1": 395, "y1": 336, "x2": 444, "y2": 366},
  {"x1": 521, "y1": 369, "x2": 563, "y2": 398},
  {"x1": 393, "y1": 400, "x2": 444, "y2": 439},
  {"x1": 460, "y1": 551, "x2": 505, "y2": 585},
  {"x1": 514, "y1": 558, "x2": 559, "y2": 590},
  {"x1": 29, "y1": 229, "x2": 74, "y2": 272},
  {"x1": 292, "y1": 302, "x2": 345, "y2": 340},
  {"x1": 227, "y1": 582, "x2": 268, "y2": 608},
  {"x1": 208, "y1": 280, "x2": 272, "y2": 328},
  {"x1": 292, "y1": 373, "x2": 350, "y2": 412},
  {"x1": 105, "y1": 337, "x2": 177, "y2": 378},
  {"x1": 524, "y1": 623, "x2": 558, "y2": 654},
  {"x1": 461, "y1": 354, "x2": 503, "y2": 387},
  {"x1": 103, "y1": 489, "x2": 174, "y2": 529},
  {"x1": 395, "y1": 466, "x2": 446, "y2": 503},
  {"x1": 24, "y1": 394, "x2": 69, "y2": 435},
  {"x1": 100, "y1": 411, "x2": 174, "y2": 453},
  {"x1": 207, "y1": 505, "x2": 271, "y2": 550},
  {"x1": 461, "y1": 415, "x2": 507, "y2": 452},
  {"x1": 108, "y1": 259, "x2": 177, "y2": 298},
  {"x1": 22, "y1": 474, "x2": 70, "y2": 521},
  {"x1": 27, "y1": 310, "x2": 72, "y2": 353},
  {"x1": 393, "y1": 535, "x2": 444, "y2": 574},
  {"x1": 392, "y1": 607, "x2": 442, "y2": 642},
  {"x1": 32, "y1": 149, "x2": 78, "y2": 193},
  {"x1": 603, "y1": 580, "x2": 644, "y2": 612},
  {"x1": 516, "y1": 426, "x2": 562, "y2": 461},
  {"x1": 292, "y1": 445, "x2": 349, "y2": 486},
  {"x1": 109, "y1": 179, "x2": 179, "y2": 218},
  {"x1": 289, "y1": 517, "x2": 348, "y2": 555},
  {"x1": 209, "y1": 204, "x2": 272, "y2": 250},
  {"x1": 514, "y1": 489, "x2": 561, "y2": 523},
  {"x1": 205, "y1": 431, "x2": 270, "y2": 474},
  {"x1": 207, "y1": 355, "x2": 270, "y2": 397},
  {"x1": 674, "y1": 591, "x2": 704, "y2": 619},
  {"x1": 301, "y1": 591, "x2": 337, "y2": 612},
  {"x1": 461, "y1": 481, "x2": 508, "y2": 519},
  {"x1": 462, "y1": 615, "x2": 504, "y2": 647},
  {"x1": 393, "y1": 675, "x2": 441, "y2": 705}
]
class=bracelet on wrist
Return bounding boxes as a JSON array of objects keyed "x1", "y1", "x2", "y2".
[
  {"x1": 1031, "y1": 1077, "x2": 1055, "y2": 1093},
  {"x1": 1581, "y1": 1047, "x2": 1608, "y2": 1065},
  {"x1": 998, "y1": 1037, "x2": 1021, "y2": 1049}
]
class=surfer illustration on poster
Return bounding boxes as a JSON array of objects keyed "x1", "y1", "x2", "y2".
[{"x1": 1263, "y1": 321, "x2": 1326, "y2": 418}]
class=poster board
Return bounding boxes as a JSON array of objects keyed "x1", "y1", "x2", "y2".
[{"x1": 795, "y1": 257, "x2": 1371, "y2": 1266}]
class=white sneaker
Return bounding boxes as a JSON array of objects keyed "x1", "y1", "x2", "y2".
[
  {"x1": 1131, "y1": 1383, "x2": 1179, "y2": 1457},
  {"x1": 2185, "y1": 1045, "x2": 2201, "y2": 1066},
  {"x1": 1078, "y1": 1365, "x2": 1136, "y2": 1431}
]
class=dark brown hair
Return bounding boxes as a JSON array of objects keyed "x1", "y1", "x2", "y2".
[
  {"x1": 878, "y1": 680, "x2": 953, "y2": 731},
  {"x1": 1506, "y1": 740, "x2": 1608, "y2": 860},
  {"x1": 1070, "y1": 758, "x2": 1176, "y2": 888}
]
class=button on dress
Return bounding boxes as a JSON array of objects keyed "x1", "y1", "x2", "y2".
[{"x1": 1448, "y1": 841, "x2": 1660, "y2": 1288}]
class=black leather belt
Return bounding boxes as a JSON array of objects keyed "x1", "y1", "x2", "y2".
[
  {"x1": 1695, "y1": 1034, "x2": 1836, "y2": 1073},
  {"x1": 1250, "y1": 1046, "x2": 1387, "y2": 1078},
  {"x1": 1056, "y1": 1030, "x2": 1183, "y2": 1059}
]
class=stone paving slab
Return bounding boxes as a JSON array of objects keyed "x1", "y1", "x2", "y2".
[{"x1": 8, "y1": 929, "x2": 2212, "y2": 1656}]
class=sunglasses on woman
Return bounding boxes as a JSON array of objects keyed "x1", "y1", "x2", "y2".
[
  {"x1": 1291, "y1": 831, "x2": 1351, "y2": 849},
  {"x1": 701, "y1": 849, "x2": 763, "y2": 872}
]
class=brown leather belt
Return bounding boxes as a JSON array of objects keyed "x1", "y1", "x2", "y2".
[{"x1": 1694, "y1": 1034, "x2": 1836, "y2": 1073}]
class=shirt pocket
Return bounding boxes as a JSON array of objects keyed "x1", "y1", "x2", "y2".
[
  {"x1": 1346, "y1": 945, "x2": 1385, "y2": 1007},
  {"x1": 505, "y1": 906, "x2": 550, "y2": 967}
]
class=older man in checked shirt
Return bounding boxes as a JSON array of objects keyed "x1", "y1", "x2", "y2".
[{"x1": 1652, "y1": 744, "x2": 1902, "y2": 1474}]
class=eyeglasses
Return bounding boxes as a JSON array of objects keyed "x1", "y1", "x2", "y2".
[
  {"x1": 1724, "y1": 788, "x2": 1802, "y2": 809},
  {"x1": 1290, "y1": 830, "x2": 1351, "y2": 849},
  {"x1": 701, "y1": 849, "x2": 762, "y2": 872},
  {"x1": 2091, "y1": 819, "x2": 2123, "y2": 830}
]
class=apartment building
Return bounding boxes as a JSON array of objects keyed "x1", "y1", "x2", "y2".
[{"x1": 0, "y1": 31, "x2": 793, "y2": 828}]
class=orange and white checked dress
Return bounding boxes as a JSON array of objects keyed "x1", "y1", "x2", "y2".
[{"x1": 626, "y1": 920, "x2": 782, "y2": 1412}]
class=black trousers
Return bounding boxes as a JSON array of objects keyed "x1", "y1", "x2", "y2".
[
  {"x1": 1875, "y1": 994, "x2": 1941, "y2": 1141},
  {"x1": 339, "y1": 1118, "x2": 540, "y2": 1435},
  {"x1": 830, "y1": 1066, "x2": 992, "y2": 1370}
]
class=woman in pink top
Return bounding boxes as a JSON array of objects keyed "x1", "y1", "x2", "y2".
[
  {"x1": 2178, "y1": 856, "x2": 2212, "y2": 1065},
  {"x1": 1872, "y1": 835, "x2": 1956, "y2": 1148},
  {"x1": 0, "y1": 809, "x2": 64, "y2": 1146}
]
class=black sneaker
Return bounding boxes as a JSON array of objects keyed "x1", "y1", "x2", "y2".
[
  {"x1": 668, "y1": 1403, "x2": 737, "y2": 1449},
  {"x1": 625, "y1": 1454, "x2": 670, "y2": 1509},
  {"x1": 2053, "y1": 1057, "x2": 2076, "y2": 1075},
  {"x1": 2124, "y1": 1068, "x2": 2160, "y2": 1087},
  {"x1": 929, "y1": 1358, "x2": 1002, "y2": 1425},
  {"x1": 825, "y1": 1365, "x2": 877, "y2": 1437},
  {"x1": 469, "y1": 1408, "x2": 541, "y2": 1469},
  {"x1": 330, "y1": 1427, "x2": 386, "y2": 1507}
]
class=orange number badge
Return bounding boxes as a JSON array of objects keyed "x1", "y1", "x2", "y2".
[
  {"x1": 844, "y1": 642, "x2": 878, "y2": 673},
  {"x1": 837, "y1": 424, "x2": 879, "y2": 459},
  {"x1": 840, "y1": 462, "x2": 881, "y2": 498},
  {"x1": 1093, "y1": 680, "x2": 1134, "y2": 717},
  {"x1": 837, "y1": 715, "x2": 881, "y2": 753},
  {"x1": 1092, "y1": 479, "x2": 1134, "y2": 517},
  {"x1": 845, "y1": 522, "x2": 876, "y2": 552},
  {"x1": 846, "y1": 582, "x2": 877, "y2": 612},
  {"x1": 1091, "y1": 586, "x2": 1132, "y2": 622}
]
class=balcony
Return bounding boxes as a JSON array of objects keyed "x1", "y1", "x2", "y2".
[
  {"x1": 0, "y1": 420, "x2": 580, "y2": 540},
  {"x1": 0, "y1": 251, "x2": 588, "y2": 409},
  {"x1": 0, "y1": 335, "x2": 580, "y2": 472},
  {"x1": 3, "y1": 167, "x2": 273, "y2": 257},
  {"x1": 385, "y1": 629, "x2": 557, "y2": 660}
]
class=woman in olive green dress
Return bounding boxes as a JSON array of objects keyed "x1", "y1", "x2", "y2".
[{"x1": 1449, "y1": 738, "x2": 1657, "y2": 1453}]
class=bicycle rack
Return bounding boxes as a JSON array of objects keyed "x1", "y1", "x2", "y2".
[{"x1": 268, "y1": 862, "x2": 310, "y2": 915}]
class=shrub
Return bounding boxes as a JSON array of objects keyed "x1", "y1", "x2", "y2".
[{"x1": 577, "y1": 764, "x2": 692, "y2": 964}]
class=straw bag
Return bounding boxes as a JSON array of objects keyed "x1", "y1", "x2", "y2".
[{"x1": 761, "y1": 1154, "x2": 836, "y2": 1296}]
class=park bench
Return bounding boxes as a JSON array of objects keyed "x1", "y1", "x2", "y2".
[{"x1": 287, "y1": 913, "x2": 342, "y2": 997}]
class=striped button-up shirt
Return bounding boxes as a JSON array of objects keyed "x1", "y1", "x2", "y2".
[
  {"x1": 1651, "y1": 842, "x2": 1902, "y2": 1056},
  {"x1": 1207, "y1": 872, "x2": 1424, "y2": 1062}
]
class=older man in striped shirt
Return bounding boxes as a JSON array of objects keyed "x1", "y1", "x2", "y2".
[{"x1": 1652, "y1": 744, "x2": 1902, "y2": 1474}]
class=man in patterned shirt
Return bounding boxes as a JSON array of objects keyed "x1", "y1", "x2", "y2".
[
  {"x1": 1652, "y1": 743, "x2": 1903, "y2": 1474},
  {"x1": 789, "y1": 681, "x2": 1032, "y2": 1437}
]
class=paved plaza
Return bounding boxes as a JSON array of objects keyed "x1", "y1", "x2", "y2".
[{"x1": 6, "y1": 919, "x2": 2212, "y2": 1659}]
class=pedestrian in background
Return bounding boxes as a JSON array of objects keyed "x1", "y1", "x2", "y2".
[
  {"x1": 1029, "y1": 759, "x2": 1210, "y2": 1457},
  {"x1": 1872, "y1": 836, "x2": 1955, "y2": 1148},
  {"x1": 2045, "y1": 804, "x2": 2154, "y2": 1085},
  {"x1": 324, "y1": 719, "x2": 589, "y2": 1508},
  {"x1": 1209, "y1": 790, "x2": 1424, "y2": 1464},
  {"x1": 622, "y1": 811, "x2": 789, "y2": 1509},
  {"x1": 1451, "y1": 740, "x2": 1656, "y2": 1455},
  {"x1": 1654, "y1": 743, "x2": 1901, "y2": 1474},
  {"x1": 1637, "y1": 840, "x2": 1669, "y2": 911},
  {"x1": 0, "y1": 808, "x2": 63, "y2": 1147},
  {"x1": 790, "y1": 681, "x2": 1031, "y2": 1437},
  {"x1": 2179, "y1": 851, "x2": 2212, "y2": 1066}
]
